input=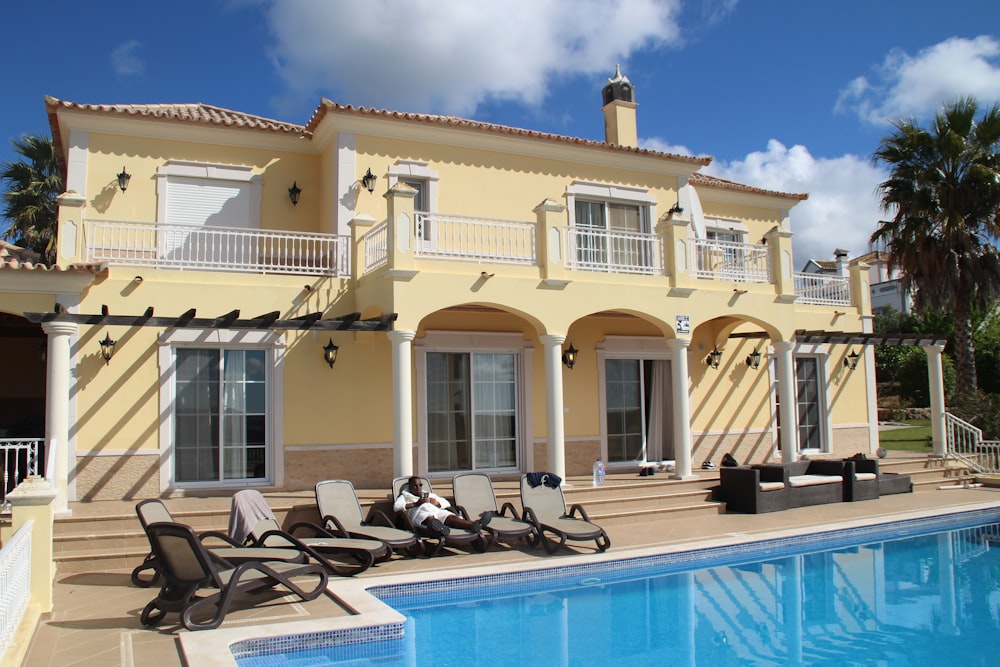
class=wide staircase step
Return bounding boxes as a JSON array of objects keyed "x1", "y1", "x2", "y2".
[{"x1": 51, "y1": 456, "x2": 967, "y2": 573}]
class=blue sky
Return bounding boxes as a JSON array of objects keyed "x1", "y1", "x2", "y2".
[{"x1": 4, "y1": 0, "x2": 1000, "y2": 266}]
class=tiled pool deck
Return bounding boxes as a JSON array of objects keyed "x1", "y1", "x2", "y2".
[{"x1": 20, "y1": 484, "x2": 1000, "y2": 667}]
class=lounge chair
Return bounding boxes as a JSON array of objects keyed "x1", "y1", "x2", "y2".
[
  {"x1": 519, "y1": 474, "x2": 610, "y2": 554},
  {"x1": 453, "y1": 472, "x2": 536, "y2": 547},
  {"x1": 314, "y1": 479, "x2": 420, "y2": 556},
  {"x1": 391, "y1": 476, "x2": 488, "y2": 556},
  {"x1": 130, "y1": 499, "x2": 307, "y2": 588},
  {"x1": 139, "y1": 521, "x2": 328, "y2": 631},
  {"x1": 231, "y1": 489, "x2": 389, "y2": 576}
]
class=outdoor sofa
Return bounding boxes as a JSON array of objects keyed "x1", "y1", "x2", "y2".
[{"x1": 720, "y1": 459, "x2": 851, "y2": 514}]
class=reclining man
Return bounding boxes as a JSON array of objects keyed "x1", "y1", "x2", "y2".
[{"x1": 394, "y1": 476, "x2": 491, "y2": 536}]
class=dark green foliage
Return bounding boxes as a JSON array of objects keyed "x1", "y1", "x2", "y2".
[
  {"x1": 872, "y1": 98, "x2": 1000, "y2": 398},
  {"x1": 1, "y1": 134, "x2": 62, "y2": 260},
  {"x1": 894, "y1": 348, "x2": 955, "y2": 406},
  {"x1": 949, "y1": 391, "x2": 1000, "y2": 440}
]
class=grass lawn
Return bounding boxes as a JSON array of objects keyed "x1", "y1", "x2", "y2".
[{"x1": 879, "y1": 418, "x2": 933, "y2": 451}]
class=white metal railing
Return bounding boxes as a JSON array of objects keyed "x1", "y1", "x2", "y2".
[
  {"x1": 84, "y1": 219, "x2": 350, "y2": 276},
  {"x1": 794, "y1": 272, "x2": 851, "y2": 306},
  {"x1": 1, "y1": 439, "x2": 43, "y2": 505},
  {"x1": 564, "y1": 227, "x2": 666, "y2": 275},
  {"x1": 363, "y1": 220, "x2": 389, "y2": 272},
  {"x1": 691, "y1": 239, "x2": 771, "y2": 283},
  {"x1": 945, "y1": 412, "x2": 1000, "y2": 474},
  {"x1": 0, "y1": 520, "x2": 32, "y2": 659},
  {"x1": 414, "y1": 212, "x2": 536, "y2": 264}
]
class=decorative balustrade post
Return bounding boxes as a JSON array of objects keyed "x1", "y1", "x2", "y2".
[
  {"x1": 535, "y1": 199, "x2": 568, "y2": 285},
  {"x1": 659, "y1": 216, "x2": 695, "y2": 294},
  {"x1": 764, "y1": 226, "x2": 796, "y2": 302},
  {"x1": 849, "y1": 259, "x2": 872, "y2": 314},
  {"x1": 55, "y1": 191, "x2": 86, "y2": 266},
  {"x1": 384, "y1": 182, "x2": 418, "y2": 276}
]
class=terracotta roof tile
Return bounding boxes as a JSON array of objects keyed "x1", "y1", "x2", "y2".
[
  {"x1": 0, "y1": 242, "x2": 101, "y2": 273},
  {"x1": 45, "y1": 97, "x2": 307, "y2": 136},
  {"x1": 690, "y1": 172, "x2": 807, "y2": 201},
  {"x1": 305, "y1": 99, "x2": 712, "y2": 166}
]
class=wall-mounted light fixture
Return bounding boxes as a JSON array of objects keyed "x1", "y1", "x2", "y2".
[
  {"x1": 361, "y1": 168, "x2": 377, "y2": 194},
  {"x1": 844, "y1": 349, "x2": 861, "y2": 370},
  {"x1": 323, "y1": 338, "x2": 339, "y2": 369},
  {"x1": 288, "y1": 181, "x2": 302, "y2": 206},
  {"x1": 116, "y1": 166, "x2": 131, "y2": 192},
  {"x1": 746, "y1": 349, "x2": 762, "y2": 370},
  {"x1": 99, "y1": 332, "x2": 117, "y2": 365},
  {"x1": 667, "y1": 202, "x2": 684, "y2": 216},
  {"x1": 561, "y1": 343, "x2": 578, "y2": 370},
  {"x1": 706, "y1": 346, "x2": 722, "y2": 369}
]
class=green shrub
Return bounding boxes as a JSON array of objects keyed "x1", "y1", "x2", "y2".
[
  {"x1": 950, "y1": 392, "x2": 1000, "y2": 440},
  {"x1": 896, "y1": 349, "x2": 955, "y2": 406}
]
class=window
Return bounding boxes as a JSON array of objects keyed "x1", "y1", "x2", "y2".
[
  {"x1": 426, "y1": 351, "x2": 518, "y2": 472},
  {"x1": 773, "y1": 352, "x2": 828, "y2": 454},
  {"x1": 603, "y1": 357, "x2": 674, "y2": 464},
  {"x1": 388, "y1": 161, "x2": 439, "y2": 245},
  {"x1": 566, "y1": 181, "x2": 657, "y2": 273},
  {"x1": 174, "y1": 349, "x2": 267, "y2": 483},
  {"x1": 158, "y1": 329, "x2": 283, "y2": 491}
]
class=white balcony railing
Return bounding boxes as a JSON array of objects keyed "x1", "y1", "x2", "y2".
[
  {"x1": 1, "y1": 439, "x2": 43, "y2": 504},
  {"x1": 794, "y1": 272, "x2": 852, "y2": 306},
  {"x1": 84, "y1": 219, "x2": 349, "y2": 276},
  {"x1": 0, "y1": 521, "x2": 32, "y2": 658},
  {"x1": 564, "y1": 227, "x2": 666, "y2": 275},
  {"x1": 363, "y1": 220, "x2": 389, "y2": 272},
  {"x1": 691, "y1": 239, "x2": 771, "y2": 283},
  {"x1": 414, "y1": 212, "x2": 536, "y2": 264}
]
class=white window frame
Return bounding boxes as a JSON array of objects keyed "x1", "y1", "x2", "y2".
[
  {"x1": 596, "y1": 337, "x2": 674, "y2": 467},
  {"x1": 157, "y1": 328, "x2": 285, "y2": 492},
  {"x1": 566, "y1": 181, "x2": 657, "y2": 272},
  {"x1": 156, "y1": 160, "x2": 262, "y2": 229},
  {"x1": 415, "y1": 331, "x2": 533, "y2": 477},
  {"x1": 703, "y1": 216, "x2": 748, "y2": 242},
  {"x1": 768, "y1": 343, "x2": 832, "y2": 455}
]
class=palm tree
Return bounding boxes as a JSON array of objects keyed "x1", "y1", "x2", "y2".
[
  {"x1": 872, "y1": 97, "x2": 1000, "y2": 398},
  {"x1": 1, "y1": 134, "x2": 63, "y2": 260}
]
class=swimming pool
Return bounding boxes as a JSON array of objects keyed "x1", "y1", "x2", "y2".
[{"x1": 229, "y1": 508, "x2": 1000, "y2": 666}]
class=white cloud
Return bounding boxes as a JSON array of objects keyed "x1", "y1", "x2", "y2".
[
  {"x1": 263, "y1": 0, "x2": 682, "y2": 114},
  {"x1": 836, "y1": 36, "x2": 1000, "y2": 124},
  {"x1": 110, "y1": 40, "x2": 144, "y2": 77},
  {"x1": 704, "y1": 139, "x2": 887, "y2": 268},
  {"x1": 640, "y1": 136, "x2": 694, "y2": 157}
]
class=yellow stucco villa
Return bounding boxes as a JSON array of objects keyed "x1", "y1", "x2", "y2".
[{"x1": 1, "y1": 70, "x2": 889, "y2": 510}]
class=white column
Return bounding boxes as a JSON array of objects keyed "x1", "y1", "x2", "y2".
[
  {"x1": 41, "y1": 321, "x2": 77, "y2": 516},
  {"x1": 773, "y1": 341, "x2": 798, "y2": 463},
  {"x1": 667, "y1": 338, "x2": 696, "y2": 479},
  {"x1": 539, "y1": 334, "x2": 567, "y2": 481},
  {"x1": 388, "y1": 330, "x2": 416, "y2": 478},
  {"x1": 925, "y1": 343, "x2": 947, "y2": 457}
]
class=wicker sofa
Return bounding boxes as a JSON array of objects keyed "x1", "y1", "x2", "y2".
[{"x1": 720, "y1": 460, "x2": 851, "y2": 514}]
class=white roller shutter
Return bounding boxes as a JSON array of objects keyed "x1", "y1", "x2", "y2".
[{"x1": 165, "y1": 176, "x2": 251, "y2": 229}]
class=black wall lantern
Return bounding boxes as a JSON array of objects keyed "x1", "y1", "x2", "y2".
[
  {"x1": 361, "y1": 168, "x2": 377, "y2": 194},
  {"x1": 99, "y1": 332, "x2": 117, "y2": 365},
  {"x1": 288, "y1": 181, "x2": 302, "y2": 206},
  {"x1": 844, "y1": 349, "x2": 861, "y2": 370},
  {"x1": 706, "y1": 346, "x2": 723, "y2": 369},
  {"x1": 561, "y1": 343, "x2": 578, "y2": 370},
  {"x1": 746, "y1": 349, "x2": 762, "y2": 370},
  {"x1": 116, "y1": 166, "x2": 131, "y2": 192},
  {"x1": 323, "y1": 338, "x2": 339, "y2": 369}
]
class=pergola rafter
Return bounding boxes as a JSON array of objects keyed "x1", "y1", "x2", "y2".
[{"x1": 24, "y1": 305, "x2": 397, "y2": 332}]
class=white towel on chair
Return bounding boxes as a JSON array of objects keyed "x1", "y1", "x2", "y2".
[{"x1": 228, "y1": 489, "x2": 275, "y2": 544}]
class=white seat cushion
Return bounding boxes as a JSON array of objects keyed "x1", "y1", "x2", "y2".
[
  {"x1": 758, "y1": 481, "x2": 786, "y2": 492},
  {"x1": 855, "y1": 472, "x2": 877, "y2": 481},
  {"x1": 788, "y1": 474, "x2": 842, "y2": 488}
]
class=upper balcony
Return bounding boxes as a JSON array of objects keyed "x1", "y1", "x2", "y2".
[{"x1": 73, "y1": 211, "x2": 857, "y2": 309}]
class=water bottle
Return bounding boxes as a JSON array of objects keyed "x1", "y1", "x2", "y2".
[{"x1": 593, "y1": 457, "x2": 606, "y2": 487}]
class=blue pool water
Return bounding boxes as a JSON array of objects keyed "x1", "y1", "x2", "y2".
[{"x1": 234, "y1": 509, "x2": 1000, "y2": 667}]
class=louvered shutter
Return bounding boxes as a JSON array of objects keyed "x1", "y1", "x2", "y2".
[{"x1": 165, "y1": 176, "x2": 251, "y2": 228}]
